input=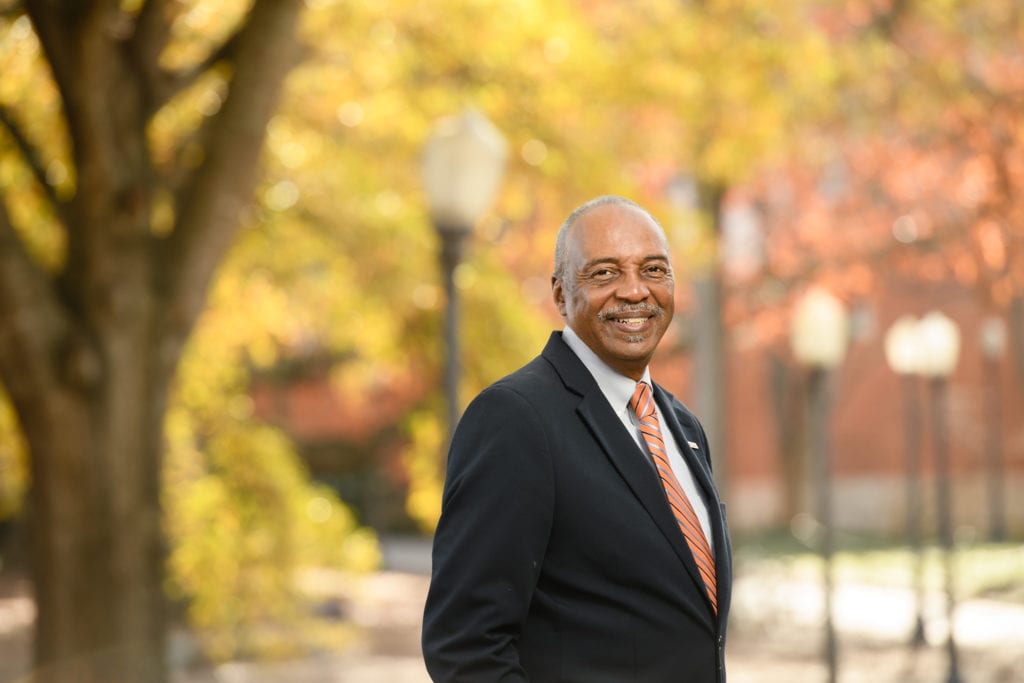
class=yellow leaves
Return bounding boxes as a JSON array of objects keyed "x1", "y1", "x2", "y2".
[
  {"x1": 338, "y1": 527, "x2": 382, "y2": 573},
  {"x1": 159, "y1": 0, "x2": 253, "y2": 71},
  {"x1": 561, "y1": 0, "x2": 845, "y2": 186},
  {"x1": 671, "y1": 219, "x2": 721, "y2": 281},
  {"x1": 0, "y1": 15, "x2": 71, "y2": 269},
  {"x1": 0, "y1": 158, "x2": 66, "y2": 269},
  {"x1": 147, "y1": 70, "x2": 230, "y2": 169},
  {"x1": 165, "y1": 225, "x2": 391, "y2": 660},
  {"x1": 163, "y1": 417, "x2": 380, "y2": 661},
  {"x1": 915, "y1": 0, "x2": 963, "y2": 30},
  {"x1": 402, "y1": 410, "x2": 446, "y2": 531},
  {"x1": 0, "y1": 390, "x2": 28, "y2": 522},
  {"x1": 0, "y1": 17, "x2": 41, "y2": 101}
]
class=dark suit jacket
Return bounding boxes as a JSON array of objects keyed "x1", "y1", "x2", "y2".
[{"x1": 423, "y1": 332, "x2": 732, "y2": 682}]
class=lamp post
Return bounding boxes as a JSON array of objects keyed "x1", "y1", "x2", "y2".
[
  {"x1": 884, "y1": 315, "x2": 928, "y2": 647},
  {"x1": 790, "y1": 287, "x2": 850, "y2": 683},
  {"x1": 979, "y1": 317, "x2": 1007, "y2": 542},
  {"x1": 421, "y1": 109, "x2": 508, "y2": 456},
  {"x1": 917, "y1": 310, "x2": 963, "y2": 683}
]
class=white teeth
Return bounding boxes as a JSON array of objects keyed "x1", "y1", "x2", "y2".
[{"x1": 619, "y1": 318, "x2": 645, "y2": 324}]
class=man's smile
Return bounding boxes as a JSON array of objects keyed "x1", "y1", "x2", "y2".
[{"x1": 598, "y1": 304, "x2": 662, "y2": 329}]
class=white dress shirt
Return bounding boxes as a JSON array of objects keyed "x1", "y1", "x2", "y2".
[{"x1": 561, "y1": 327, "x2": 715, "y2": 551}]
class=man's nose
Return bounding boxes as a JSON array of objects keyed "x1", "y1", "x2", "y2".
[{"x1": 615, "y1": 270, "x2": 650, "y2": 301}]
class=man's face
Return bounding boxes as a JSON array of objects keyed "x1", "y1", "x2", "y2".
[{"x1": 552, "y1": 203, "x2": 675, "y2": 380}]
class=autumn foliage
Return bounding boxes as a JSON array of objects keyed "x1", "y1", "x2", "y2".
[{"x1": 0, "y1": 0, "x2": 1022, "y2": 680}]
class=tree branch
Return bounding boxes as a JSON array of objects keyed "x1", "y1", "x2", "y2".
[
  {"x1": 130, "y1": 0, "x2": 185, "y2": 116},
  {"x1": 168, "y1": 31, "x2": 239, "y2": 91},
  {"x1": 132, "y1": 0, "x2": 175, "y2": 58},
  {"x1": 0, "y1": 191, "x2": 68, "y2": 406},
  {"x1": 158, "y1": 0, "x2": 304, "y2": 351},
  {"x1": 139, "y1": 7, "x2": 243, "y2": 116},
  {"x1": 0, "y1": 102, "x2": 69, "y2": 223},
  {"x1": 160, "y1": 108, "x2": 219, "y2": 196},
  {"x1": 868, "y1": 0, "x2": 912, "y2": 39},
  {"x1": 26, "y1": 3, "x2": 160, "y2": 319},
  {"x1": 0, "y1": 1, "x2": 25, "y2": 18},
  {"x1": 23, "y1": 2, "x2": 87, "y2": 105}
]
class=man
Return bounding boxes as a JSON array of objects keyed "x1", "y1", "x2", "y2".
[{"x1": 422, "y1": 196, "x2": 731, "y2": 682}]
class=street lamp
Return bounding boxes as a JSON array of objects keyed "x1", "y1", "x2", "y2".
[
  {"x1": 979, "y1": 316, "x2": 1007, "y2": 541},
  {"x1": 917, "y1": 310, "x2": 963, "y2": 683},
  {"x1": 790, "y1": 287, "x2": 850, "y2": 683},
  {"x1": 884, "y1": 315, "x2": 927, "y2": 647},
  {"x1": 421, "y1": 109, "x2": 508, "y2": 456}
]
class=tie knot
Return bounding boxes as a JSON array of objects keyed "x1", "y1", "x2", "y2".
[{"x1": 630, "y1": 381, "x2": 655, "y2": 420}]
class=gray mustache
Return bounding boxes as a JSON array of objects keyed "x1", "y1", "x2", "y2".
[{"x1": 597, "y1": 303, "x2": 664, "y2": 321}]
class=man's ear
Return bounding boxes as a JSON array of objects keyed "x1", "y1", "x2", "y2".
[{"x1": 552, "y1": 277, "x2": 568, "y2": 317}]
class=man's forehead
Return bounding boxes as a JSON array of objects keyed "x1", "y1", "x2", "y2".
[{"x1": 571, "y1": 208, "x2": 668, "y2": 251}]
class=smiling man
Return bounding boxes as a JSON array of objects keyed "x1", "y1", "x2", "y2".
[{"x1": 423, "y1": 196, "x2": 732, "y2": 683}]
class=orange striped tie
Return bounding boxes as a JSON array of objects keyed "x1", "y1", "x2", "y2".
[{"x1": 630, "y1": 381, "x2": 717, "y2": 612}]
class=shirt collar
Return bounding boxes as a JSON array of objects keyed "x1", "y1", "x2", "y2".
[{"x1": 562, "y1": 326, "x2": 651, "y2": 412}]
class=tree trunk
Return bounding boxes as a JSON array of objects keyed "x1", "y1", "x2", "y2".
[
  {"x1": 769, "y1": 353, "x2": 808, "y2": 524},
  {"x1": 692, "y1": 182, "x2": 729, "y2": 498},
  {"x1": 1011, "y1": 294, "x2": 1024, "y2": 390},
  {"x1": 26, "y1": 350, "x2": 169, "y2": 682},
  {"x1": 0, "y1": 3, "x2": 306, "y2": 681}
]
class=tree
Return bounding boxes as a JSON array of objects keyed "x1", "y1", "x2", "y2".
[
  {"x1": 0, "y1": 2, "x2": 305, "y2": 680},
  {"x1": 741, "y1": 0, "x2": 1024, "y2": 368},
  {"x1": 584, "y1": 0, "x2": 840, "y2": 499},
  {"x1": 713, "y1": 0, "x2": 1024, "y2": 525},
  {"x1": 251, "y1": 0, "x2": 627, "y2": 531}
]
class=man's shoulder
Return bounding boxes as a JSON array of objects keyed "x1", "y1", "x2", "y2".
[
  {"x1": 457, "y1": 354, "x2": 567, "y2": 432},
  {"x1": 471, "y1": 332, "x2": 587, "y2": 409},
  {"x1": 490, "y1": 352, "x2": 561, "y2": 395}
]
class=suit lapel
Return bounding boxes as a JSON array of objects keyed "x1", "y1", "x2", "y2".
[
  {"x1": 655, "y1": 390, "x2": 717, "y2": 507},
  {"x1": 574, "y1": 392, "x2": 690, "y2": 555},
  {"x1": 655, "y1": 384, "x2": 732, "y2": 624},
  {"x1": 542, "y1": 334, "x2": 717, "y2": 623}
]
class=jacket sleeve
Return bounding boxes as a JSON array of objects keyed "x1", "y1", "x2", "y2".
[{"x1": 422, "y1": 384, "x2": 555, "y2": 682}]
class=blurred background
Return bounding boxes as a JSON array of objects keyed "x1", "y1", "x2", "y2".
[{"x1": 0, "y1": 0, "x2": 1022, "y2": 681}]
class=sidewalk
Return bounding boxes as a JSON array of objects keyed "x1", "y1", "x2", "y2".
[
  {"x1": 2, "y1": 536, "x2": 1022, "y2": 682},
  {"x1": 179, "y1": 536, "x2": 1024, "y2": 682}
]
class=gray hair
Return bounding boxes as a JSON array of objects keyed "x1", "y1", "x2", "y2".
[{"x1": 552, "y1": 195, "x2": 664, "y2": 287}]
